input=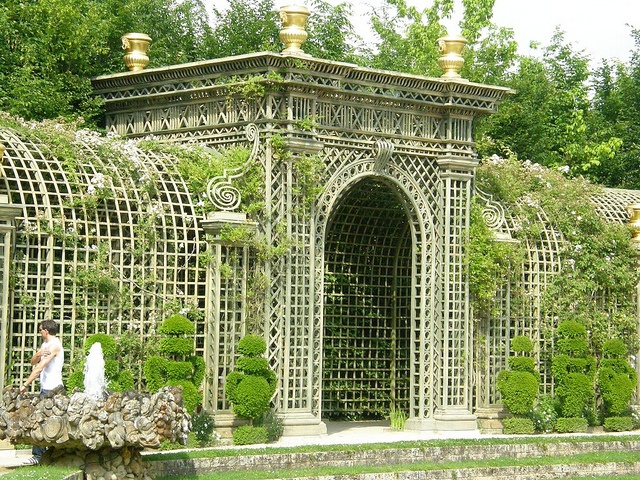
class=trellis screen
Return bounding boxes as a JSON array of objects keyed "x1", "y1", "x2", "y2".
[{"x1": 323, "y1": 178, "x2": 412, "y2": 419}]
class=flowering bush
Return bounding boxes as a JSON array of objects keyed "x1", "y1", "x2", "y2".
[{"x1": 529, "y1": 395, "x2": 558, "y2": 433}]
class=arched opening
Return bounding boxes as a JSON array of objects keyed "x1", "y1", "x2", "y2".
[{"x1": 322, "y1": 177, "x2": 412, "y2": 420}]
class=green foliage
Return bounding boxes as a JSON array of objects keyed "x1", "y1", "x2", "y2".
[
  {"x1": 232, "y1": 425, "x2": 269, "y2": 446},
  {"x1": 467, "y1": 201, "x2": 523, "y2": 316},
  {"x1": 598, "y1": 367, "x2": 635, "y2": 416},
  {"x1": 254, "y1": 408, "x2": 284, "y2": 442},
  {"x1": 167, "y1": 380, "x2": 202, "y2": 415},
  {"x1": 507, "y1": 357, "x2": 535, "y2": 374},
  {"x1": 511, "y1": 336, "x2": 534, "y2": 354},
  {"x1": 159, "y1": 337, "x2": 195, "y2": 357},
  {"x1": 191, "y1": 356, "x2": 206, "y2": 386},
  {"x1": 159, "y1": 314, "x2": 196, "y2": 335},
  {"x1": 143, "y1": 313, "x2": 204, "y2": 414},
  {"x1": 603, "y1": 416, "x2": 634, "y2": 432},
  {"x1": 597, "y1": 340, "x2": 637, "y2": 418},
  {"x1": 497, "y1": 370, "x2": 539, "y2": 416},
  {"x1": 502, "y1": 417, "x2": 534, "y2": 435},
  {"x1": 143, "y1": 356, "x2": 168, "y2": 393},
  {"x1": 84, "y1": 333, "x2": 117, "y2": 357},
  {"x1": 226, "y1": 334, "x2": 277, "y2": 423},
  {"x1": 602, "y1": 338, "x2": 627, "y2": 358},
  {"x1": 0, "y1": 0, "x2": 213, "y2": 124},
  {"x1": 529, "y1": 395, "x2": 558, "y2": 433},
  {"x1": 389, "y1": 408, "x2": 407, "y2": 431},
  {"x1": 476, "y1": 157, "x2": 640, "y2": 355},
  {"x1": 555, "y1": 373, "x2": 594, "y2": 418},
  {"x1": 191, "y1": 409, "x2": 216, "y2": 447},
  {"x1": 229, "y1": 375, "x2": 273, "y2": 420},
  {"x1": 556, "y1": 321, "x2": 589, "y2": 356},
  {"x1": 238, "y1": 334, "x2": 267, "y2": 357},
  {"x1": 555, "y1": 417, "x2": 588, "y2": 433},
  {"x1": 166, "y1": 361, "x2": 196, "y2": 381}
]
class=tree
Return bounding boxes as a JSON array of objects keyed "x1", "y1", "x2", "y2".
[
  {"x1": 207, "y1": 0, "x2": 361, "y2": 62},
  {"x1": 0, "y1": 0, "x2": 212, "y2": 123},
  {"x1": 369, "y1": 0, "x2": 517, "y2": 82},
  {"x1": 477, "y1": 30, "x2": 623, "y2": 180}
]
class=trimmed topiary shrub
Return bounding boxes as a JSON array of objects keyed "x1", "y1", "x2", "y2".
[
  {"x1": 552, "y1": 321, "x2": 595, "y2": 420},
  {"x1": 555, "y1": 417, "x2": 588, "y2": 433},
  {"x1": 232, "y1": 425, "x2": 269, "y2": 445},
  {"x1": 226, "y1": 334, "x2": 278, "y2": 445},
  {"x1": 497, "y1": 370, "x2": 539, "y2": 416},
  {"x1": 143, "y1": 313, "x2": 204, "y2": 414},
  {"x1": 502, "y1": 417, "x2": 535, "y2": 435},
  {"x1": 603, "y1": 416, "x2": 633, "y2": 432},
  {"x1": 497, "y1": 335, "x2": 539, "y2": 419},
  {"x1": 598, "y1": 338, "x2": 637, "y2": 418}
]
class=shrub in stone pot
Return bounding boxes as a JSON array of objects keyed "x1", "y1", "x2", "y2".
[{"x1": 497, "y1": 335, "x2": 538, "y2": 434}]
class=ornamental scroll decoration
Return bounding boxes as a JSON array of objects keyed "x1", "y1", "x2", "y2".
[
  {"x1": 206, "y1": 123, "x2": 260, "y2": 211},
  {"x1": 372, "y1": 139, "x2": 394, "y2": 173},
  {"x1": 475, "y1": 187, "x2": 508, "y2": 235}
]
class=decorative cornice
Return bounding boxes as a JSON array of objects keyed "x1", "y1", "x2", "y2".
[{"x1": 92, "y1": 52, "x2": 513, "y2": 113}]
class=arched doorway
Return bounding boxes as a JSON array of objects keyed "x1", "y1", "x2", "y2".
[{"x1": 322, "y1": 177, "x2": 412, "y2": 420}]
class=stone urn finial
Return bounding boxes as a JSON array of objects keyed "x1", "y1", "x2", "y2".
[
  {"x1": 437, "y1": 34, "x2": 468, "y2": 79},
  {"x1": 627, "y1": 203, "x2": 640, "y2": 251},
  {"x1": 121, "y1": 33, "x2": 152, "y2": 72},
  {"x1": 278, "y1": 5, "x2": 311, "y2": 55}
]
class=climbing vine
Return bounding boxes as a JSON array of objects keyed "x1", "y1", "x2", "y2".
[{"x1": 474, "y1": 155, "x2": 640, "y2": 353}]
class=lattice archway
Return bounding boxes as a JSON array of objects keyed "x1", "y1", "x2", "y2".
[
  {"x1": 322, "y1": 177, "x2": 412, "y2": 419},
  {"x1": 315, "y1": 159, "x2": 439, "y2": 424}
]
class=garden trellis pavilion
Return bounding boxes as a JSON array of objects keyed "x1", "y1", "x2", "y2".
[{"x1": 0, "y1": 4, "x2": 639, "y2": 436}]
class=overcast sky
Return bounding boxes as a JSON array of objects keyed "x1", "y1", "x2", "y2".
[{"x1": 267, "y1": 0, "x2": 639, "y2": 64}]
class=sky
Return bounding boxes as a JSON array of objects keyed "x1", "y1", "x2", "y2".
[{"x1": 266, "y1": 0, "x2": 639, "y2": 64}]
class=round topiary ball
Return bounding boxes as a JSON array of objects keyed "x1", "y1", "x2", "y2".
[
  {"x1": 238, "y1": 334, "x2": 267, "y2": 357},
  {"x1": 84, "y1": 333, "x2": 117, "y2": 357}
]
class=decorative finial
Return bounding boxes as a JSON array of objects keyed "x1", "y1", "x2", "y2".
[
  {"x1": 121, "y1": 33, "x2": 152, "y2": 72},
  {"x1": 278, "y1": 5, "x2": 311, "y2": 55},
  {"x1": 627, "y1": 204, "x2": 640, "y2": 252},
  {"x1": 437, "y1": 34, "x2": 468, "y2": 79}
]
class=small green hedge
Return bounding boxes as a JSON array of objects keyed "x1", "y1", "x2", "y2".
[
  {"x1": 232, "y1": 425, "x2": 269, "y2": 445},
  {"x1": 604, "y1": 416, "x2": 634, "y2": 432},
  {"x1": 502, "y1": 417, "x2": 534, "y2": 435},
  {"x1": 555, "y1": 417, "x2": 588, "y2": 433}
]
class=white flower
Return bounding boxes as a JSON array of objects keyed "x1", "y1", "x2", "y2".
[
  {"x1": 574, "y1": 245, "x2": 582, "y2": 252},
  {"x1": 558, "y1": 165, "x2": 570, "y2": 174}
]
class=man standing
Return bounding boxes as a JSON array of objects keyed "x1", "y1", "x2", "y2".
[{"x1": 19, "y1": 319, "x2": 64, "y2": 465}]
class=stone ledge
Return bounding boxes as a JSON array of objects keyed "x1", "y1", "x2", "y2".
[{"x1": 146, "y1": 438, "x2": 640, "y2": 477}]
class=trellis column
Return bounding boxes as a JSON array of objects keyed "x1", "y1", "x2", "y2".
[
  {"x1": 200, "y1": 211, "x2": 257, "y2": 434},
  {"x1": 0, "y1": 143, "x2": 22, "y2": 392},
  {"x1": 434, "y1": 150, "x2": 478, "y2": 430}
]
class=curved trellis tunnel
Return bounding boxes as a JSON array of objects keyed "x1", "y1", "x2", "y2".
[{"x1": 322, "y1": 177, "x2": 412, "y2": 420}]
